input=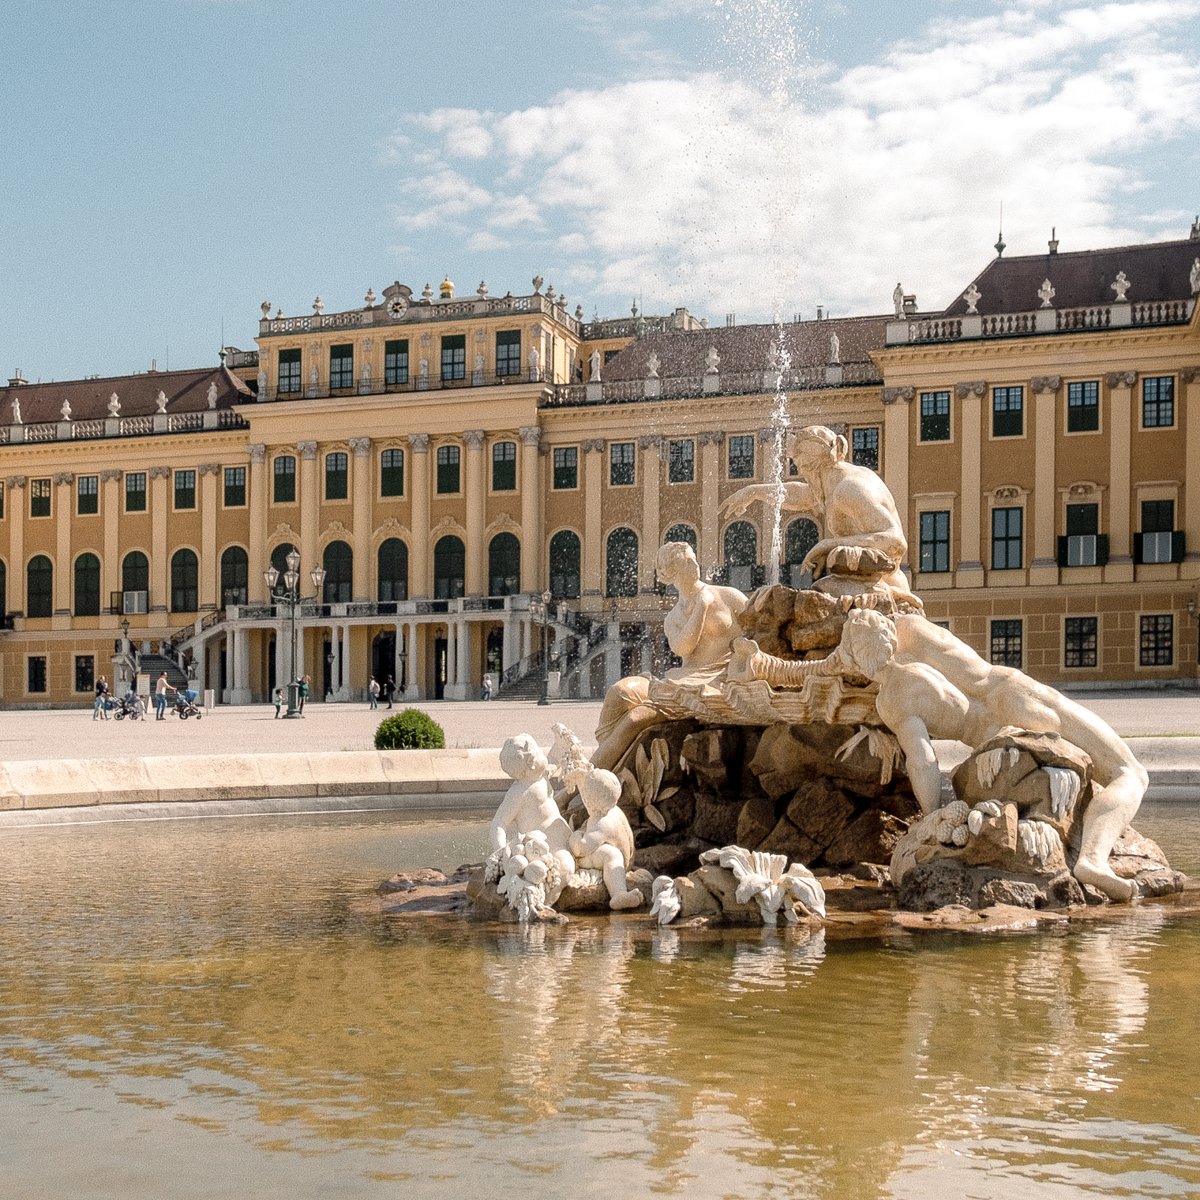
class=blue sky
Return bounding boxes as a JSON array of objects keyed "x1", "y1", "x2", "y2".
[{"x1": 3, "y1": 0, "x2": 1198, "y2": 380}]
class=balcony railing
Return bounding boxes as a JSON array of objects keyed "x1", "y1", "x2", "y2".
[
  {"x1": 0, "y1": 408, "x2": 248, "y2": 446},
  {"x1": 258, "y1": 368, "x2": 545, "y2": 403}
]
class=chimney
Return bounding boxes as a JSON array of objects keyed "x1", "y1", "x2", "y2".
[
  {"x1": 1048, "y1": 227, "x2": 1059, "y2": 254},
  {"x1": 725, "y1": 313, "x2": 736, "y2": 327},
  {"x1": 816, "y1": 306, "x2": 824, "y2": 320},
  {"x1": 8, "y1": 369, "x2": 28, "y2": 387},
  {"x1": 1191, "y1": 215, "x2": 1200, "y2": 240}
]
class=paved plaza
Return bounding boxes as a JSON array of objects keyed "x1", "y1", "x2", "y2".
[{"x1": 1, "y1": 690, "x2": 1198, "y2": 764}]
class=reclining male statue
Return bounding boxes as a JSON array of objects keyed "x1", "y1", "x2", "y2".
[{"x1": 731, "y1": 609, "x2": 1146, "y2": 902}]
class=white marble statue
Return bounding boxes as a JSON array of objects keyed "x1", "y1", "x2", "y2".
[
  {"x1": 489, "y1": 734, "x2": 575, "y2": 886},
  {"x1": 107, "y1": 392, "x2": 120, "y2": 416},
  {"x1": 893, "y1": 282, "x2": 905, "y2": 318},
  {"x1": 589, "y1": 349, "x2": 602, "y2": 382},
  {"x1": 155, "y1": 390, "x2": 168, "y2": 413},
  {"x1": 829, "y1": 332, "x2": 840, "y2": 364},
  {"x1": 207, "y1": 382, "x2": 218, "y2": 409},
  {"x1": 60, "y1": 399, "x2": 72, "y2": 421},
  {"x1": 793, "y1": 608, "x2": 1146, "y2": 901},
  {"x1": 10, "y1": 396, "x2": 21, "y2": 424},
  {"x1": 721, "y1": 423, "x2": 915, "y2": 603},
  {"x1": 592, "y1": 541, "x2": 747, "y2": 770},
  {"x1": 567, "y1": 767, "x2": 643, "y2": 910}
]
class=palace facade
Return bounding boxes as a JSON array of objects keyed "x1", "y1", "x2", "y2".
[{"x1": 2, "y1": 227, "x2": 1198, "y2": 707}]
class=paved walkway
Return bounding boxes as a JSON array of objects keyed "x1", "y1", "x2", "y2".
[{"x1": 2, "y1": 690, "x2": 1198, "y2": 763}]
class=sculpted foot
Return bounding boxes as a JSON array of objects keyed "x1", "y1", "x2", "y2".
[
  {"x1": 1073, "y1": 857, "x2": 1135, "y2": 902},
  {"x1": 609, "y1": 888, "x2": 644, "y2": 911}
]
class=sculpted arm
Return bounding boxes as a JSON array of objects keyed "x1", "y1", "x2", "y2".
[{"x1": 721, "y1": 481, "x2": 816, "y2": 519}]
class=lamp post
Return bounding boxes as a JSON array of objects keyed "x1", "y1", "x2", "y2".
[
  {"x1": 263, "y1": 549, "x2": 326, "y2": 718},
  {"x1": 534, "y1": 588, "x2": 553, "y2": 706}
]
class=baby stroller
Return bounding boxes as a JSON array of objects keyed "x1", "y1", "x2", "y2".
[
  {"x1": 173, "y1": 688, "x2": 203, "y2": 720},
  {"x1": 113, "y1": 691, "x2": 146, "y2": 721}
]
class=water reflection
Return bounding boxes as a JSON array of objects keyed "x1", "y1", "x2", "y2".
[{"x1": 0, "y1": 811, "x2": 1196, "y2": 1198}]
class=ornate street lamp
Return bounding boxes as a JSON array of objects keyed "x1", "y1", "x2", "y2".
[
  {"x1": 533, "y1": 588, "x2": 553, "y2": 706},
  {"x1": 264, "y1": 549, "x2": 326, "y2": 718}
]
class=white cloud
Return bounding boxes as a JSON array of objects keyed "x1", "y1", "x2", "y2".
[{"x1": 384, "y1": 0, "x2": 1200, "y2": 321}]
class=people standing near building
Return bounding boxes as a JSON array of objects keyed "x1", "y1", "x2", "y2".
[
  {"x1": 384, "y1": 675, "x2": 395, "y2": 708},
  {"x1": 93, "y1": 675, "x2": 110, "y2": 720},
  {"x1": 368, "y1": 676, "x2": 380, "y2": 709},
  {"x1": 298, "y1": 675, "x2": 310, "y2": 715},
  {"x1": 481, "y1": 673, "x2": 494, "y2": 701},
  {"x1": 273, "y1": 687, "x2": 284, "y2": 718},
  {"x1": 154, "y1": 672, "x2": 174, "y2": 721}
]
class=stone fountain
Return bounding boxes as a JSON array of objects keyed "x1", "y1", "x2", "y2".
[{"x1": 458, "y1": 424, "x2": 1184, "y2": 928}]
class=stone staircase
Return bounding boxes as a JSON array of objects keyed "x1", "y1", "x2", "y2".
[{"x1": 134, "y1": 652, "x2": 190, "y2": 692}]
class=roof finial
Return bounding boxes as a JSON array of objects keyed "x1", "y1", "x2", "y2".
[{"x1": 994, "y1": 202, "x2": 1006, "y2": 257}]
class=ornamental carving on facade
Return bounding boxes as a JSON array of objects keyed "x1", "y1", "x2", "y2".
[
  {"x1": 1030, "y1": 376, "x2": 1062, "y2": 393},
  {"x1": 697, "y1": 430, "x2": 725, "y2": 446},
  {"x1": 247, "y1": 444, "x2": 266, "y2": 464},
  {"x1": 349, "y1": 437, "x2": 372, "y2": 456},
  {"x1": 519, "y1": 425, "x2": 542, "y2": 447},
  {"x1": 408, "y1": 432, "x2": 430, "y2": 453},
  {"x1": 1037, "y1": 278, "x2": 1056, "y2": 308},
  {"x1": 963, "y1": 284, "x2": 981, "y2": 314},
  {"x1": 298, "y1": 440, "x2": 318, "y2": 459},
  {"x1": 1066, "y1": 481, "x2": 1103, "y2": 498},
  {"x1": 956, "y1": 381, "x2": 987, "y2": 399},
  {"x1": 52, "y1": 472, "x2": 74, "y2": 486},
  {"x1": 758, "y1": 427, "x2": 781, "y2": 443},
  {"x1": 1104, "y1": 371, "x2": 1137, "y2": 388},
  {"x1": 99, "y1": 469, "x2": 121, "y2": 482},
  {"x1": 637, "y1": 435, "x2": 662, "y2": 450},
  {"x1": 1111, "y1": 271, "x2": 1131, "y2": 302},
  {"x1": 994, "y1": 486, "x2": 1023, "y2": 500},
  {"x1": 325, "y1": 521, "x2": 349, "y2": 536},
  {"x1": 198, "y1": 463, "x2": 221, "y2": 476},
  {"x1": 462, "y1": 429, "x2": 486, "y2": 450},
  {"x1": 148, "y1": 466, "x2": 171, "y2": 480},
  {"x1": 583, "y1": 438, "x2": 607, "y2": 453},
  {"x1": 1180, "y1": 366, "x2": 1200, "y2": 384},
  {"x1": 5, "y1": 476, "x2": 26, "y2": 489},
  {"x1": 881, "y1": 386, "x2": 914, "y2": 405}
]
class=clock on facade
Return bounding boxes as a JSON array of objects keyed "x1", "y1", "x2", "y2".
[{"x1": 386, "y1": 296, "x2": 408, "y2": 319}]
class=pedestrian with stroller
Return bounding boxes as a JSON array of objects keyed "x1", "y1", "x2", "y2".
[
  {"x1": 93, "y1": 675, "x2": 111, "y2": 720},
  {"x1": 368, "y1": 676, "x2": 380, "y2": 709},
  {"x1": 273, "y1": 687, "x2": 284, "y2": 718},
  {"x1": 154, "y1": 671, "x2": 175, "y2": 721}
]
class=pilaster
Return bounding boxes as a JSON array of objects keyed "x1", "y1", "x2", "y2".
[
  {"x1": 519, "y1": 426, "x2": 542, "y2": 593},
  {"x1": 582, "y1": 439, "x2": 605, "y2": 597},
  {"x1": 298, "y1": 441, "x2": 319, "y2": 576},
  {"x1": 463, "y1": 429, "x2": 486, "y2": 595},
  {"x1": 198, "y1": 463, "x2": 220, "y2": 608},
  {"x1": 149, "y1": 466, "x2": 170, "y2": 612},
  {"x1": 1030, "y1": 376, "x2": 1061, "y2": 585},
  {"x1": 349, "y1": 437, "x2": 372, "y2": 600},
  {"x1": 247, "y1": 445, "x2": 267, "y2": 600},
  {"x1": 408, "y1": 433, "x2": 430, "y2": 598},
  {"x1": 1105, "y1": 371, "x2": 1135, "y2": 582},
  {"x1": 639, "y1": 435, "x2": 662, "y2": 590},
  {"x1": 955, "y1": 381, "x2": 985, "y2": 584},
  {"x1": 53, "y1": 473, "x2": 74, "y2": 616}
]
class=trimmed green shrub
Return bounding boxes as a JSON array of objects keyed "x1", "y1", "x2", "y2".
[{"x1": 374, "y1": 708, "x2": 445, "y2": 750}]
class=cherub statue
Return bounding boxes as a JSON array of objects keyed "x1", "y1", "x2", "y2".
[
  {"x1": 567, "y1": 766, "x2": 643, "y2": 910},
  {"x1": 489, "y1": 734, "x2": 574, "y2": 885}
]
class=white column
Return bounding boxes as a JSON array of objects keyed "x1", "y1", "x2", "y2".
[
  {"x1": 230, "y1": 626, "x2": 251, "y2": 704},
  {"x1": 341, "y1": 621, "x2": 352, "y2": 699},
  {"x1": 223, "y1": 633, "x2": 234, "y2": 702}
]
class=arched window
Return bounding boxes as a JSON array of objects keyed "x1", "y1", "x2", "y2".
[
  {"x1": 663, "y1": 523, "x2": 697, "y2": 551},
  {"x1": 270, "y1": 542, "x2": 297, "y2": 578},
  {"x1": 549, "y1": 530, "x2": 581, "y2": 599},
  {"x1": 322, "y1": 540, "x2": 353, "y2": 603},
  {"x1": 170, "y1": 549, "x2": 198, "y2": 613},
  {"x1": 221, "y1": 546, "x2": 249, "y2": 606},
  {"x1": 488, "y1": 532, "x2": 521, "y2": 596},
  {"x1": 74, "y1": 552, "x2": 101, "y2": 616},
  {"x1": 785, "y1": 518, "x2": 819, "y2": 587},
  {"x1": 122, "y1": 550, "x2": 148, "y2": 594},
  {"x1": 377, "y1": 538, "x2": 408, "y2": 603},
  {"x1": 723, "y1": 521, "x2": 758, "y2": 592},
  {"x1": 605, "y1": 527, "x2": 639, "y2": 597},
  {"x1": 27, "y1": 555, "x2": 52, "y2": 618},
  {"x1": 434, "y1": 535, "x2": 465, "y2": 599}
]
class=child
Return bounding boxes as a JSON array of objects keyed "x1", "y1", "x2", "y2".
[{"x1": 273, "y1": 686, "x2": 284, "y2": 718}]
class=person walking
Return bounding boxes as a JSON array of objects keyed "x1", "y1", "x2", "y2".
[
  {"x1": 154, "y1": 671, "x2": 174, "y2": 720},
  {"x1": 368, "y1": 676, "x2": 380, "y2": 709},
  {"x1": 93, "y1": 675, "x2": 111, "y2": 720},
  {"x1": 298, "y1": 675, "x2": 310, "y2": 715},
  {"x1": 384, "y1": 675, "x2": 395, "y2": 709},
  {"x1": 481, "y1": 672, "x2": 494, "y2": 701},
  {"x1": 273, "y1": 686, "x2": 284, "y2": 718}
]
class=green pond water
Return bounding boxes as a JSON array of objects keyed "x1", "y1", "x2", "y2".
[{"x1": 0, "y1": 802, "x2": 1198, "y2": 1199}]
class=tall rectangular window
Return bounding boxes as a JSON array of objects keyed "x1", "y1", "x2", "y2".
[
  {"x1": 1067, "y1": 380, "x2": 1099, "y2": 432},
  {"x1": 174, "y1": 469, "x2": 196, "y2": 511},
  {"x1": 496, "y1": 330, "x2": 521, "y2": 377},
  {"x1": 325, "y1": 452, "x2": 348, "y2": 500},
  {"x1": 381, "y1": 448, "x2": 404, "y2": 497},
  {"x1": 990, "y1": 619, "x2": 1023, "y2": 667},
  {"x1": 1138, "y1": 499, "x2": 1179, "y2": 564},
  {"x1": 278, "y1": 348, "x2": 301, "y2": 394},
  {"x1": 610, "y1": 441, "x2": 635, "y2": 486},
  {"x1": 1142, "y1": 376, "x2": 1174, "y2": 427},
  {"x1": 223, "y1": 466, "x2": 246, "y2": 507},
  {"x1": 28, "y1": 656, "x2": 47, "y2": 694},
  {"x1": 918, "y1": 510, "x2": 950, "y2": 573},
  {"x1": 441, "y1": 334, "x2": 466, "y2": 382},
  {"x1": 991, "y1": 506, "x2": 1023, "y2": 570},
  {"x1": 75, "y1": 655, "x2": 95, "y2": 693},
  {"x1": 492, "y1": 441, "x2": 517, "y2": 491},
  {"x1": 1065, "y1": 616, "x2": 1098, "y2": 668},
  {"x1": 919, "y1": 391, "x2": 951, "y2": 441},
  {"x1": 552, "y1": 447, "x2": 578, "y2": 490},
  {"x1": 77, "y1": 475, "x2": 99, "y2": 515},
  {"x1": 329, "y1": 344, "x2": 354, "y2": 390},
  {"x1": 1139, "y1": 614, "x2": 1173, "y2": 666},
  {"x1": 1060, "y1": 502, "x2": 1105, "y2": 567},
  {"x1": 31, "y1": 478, "x2": 51, "y2": 518},
  {"x1": 273, "y1": 455, "x2": 296, "y2": 503},
  {"x1": 436, "y1": 445, "x2": 461, "y2": 493},
  {"x1": 124, "y1": 472, "x2": 147, "y2": 513},
  {"x1": 992, "y1": 386, "x2": 1024, "y2": 437},
  {"x1": 668, "y1": 439, "x2": 695, "y2": 483},
  {"x1": 851, "y1": 426, "x2": 880, "y2": 471},
  {"x1": 384, "y1": 339, "x2": 409, "y2": 386},
  {"x1": 728, "y1": 435, "x2": 755, "y2": 479}
]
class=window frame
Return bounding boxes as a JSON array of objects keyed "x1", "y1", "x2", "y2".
[
  {"x1": 727, "y1": 434, "x2": 755, "y2": 480},
  {"x1": 76, "y1": 474, "x2": 99, "y2": 516},
  {"x1": 919, "y1": 391, "x2": 951, "y2": 443},
  {"x1": 223, "y1": 465, "x2": 247, "y2": 508},
  {"x1": 990, "y1": 506, "x2": 1023, "y2": 571},
  {"x1": 173, "y1": 469, "x2": 196, "y2": 511},
  {"x1": 991, "y1": 385, "x2": 1025, "y2": 439},
  {"x1": 27, "y1": 654, "x2": 47, "y2": 694},
  {"x1": 1066, "y1": 380, "x2": 1100, "y2": 433},
  {"x1": 989, "y1": 619, "x2": 1023, "y2": 668},
  {"x1": 609, "y1": 441, "x2": 636, "y2": 487},
  {"x1": 495, "y1": 329, "x2": 521, "y2": 378},
  {"x1": 277, "y1": 348, "x2": 302, "y2": 395},
  {"x1": 329, "y1": 343, "x2": 354, "y2": 391},
  {"x1": 440, "y1": 334, "x2": 466, "y2": 383},
  {"x1": 1064, "y1": 616, "x2": 1098, "y2": 669},
  {"x1": 668, "y1": 438, "x2": 695, "y2": 484},
  {"x1": 380, "y1": 448, "x2": 404, "y2": 498},
  {"x1": 552, "y1": 446, "x2": 578, "y2": 491},
  {"x1": 384, "y1": 339, "x2": 409, "y2": 387},
  {"x1": 436, "y1": 444, "x2": 461, "y2": 494},
  {"x1": 918, "y1": 509, "x2": 951, "y2": 574},
  {"x1": 273, "y1": 455, "x2": 296, "y2": 504},
  {"x1": 324, "y1": 451, "x2": 349, "y2": 501},
  {"x1": 491, "y1": 440, "x2": 517, "y2": 492},
  {"x1": 124, "y1": 472, "x2": 147, "y2": 514},
  {"x1": 1141, "y1": 376, "x2": 1175, "y2": 429},
  {"x1": 30, "y1": 477, "x2": 52, "y2": 518},
  {"x1": 851, "y1": 426, "x2": 880, "y2": 471},
  {"x1": 1139, "y1": 614, "x2": 1173, "y2": 667}
]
